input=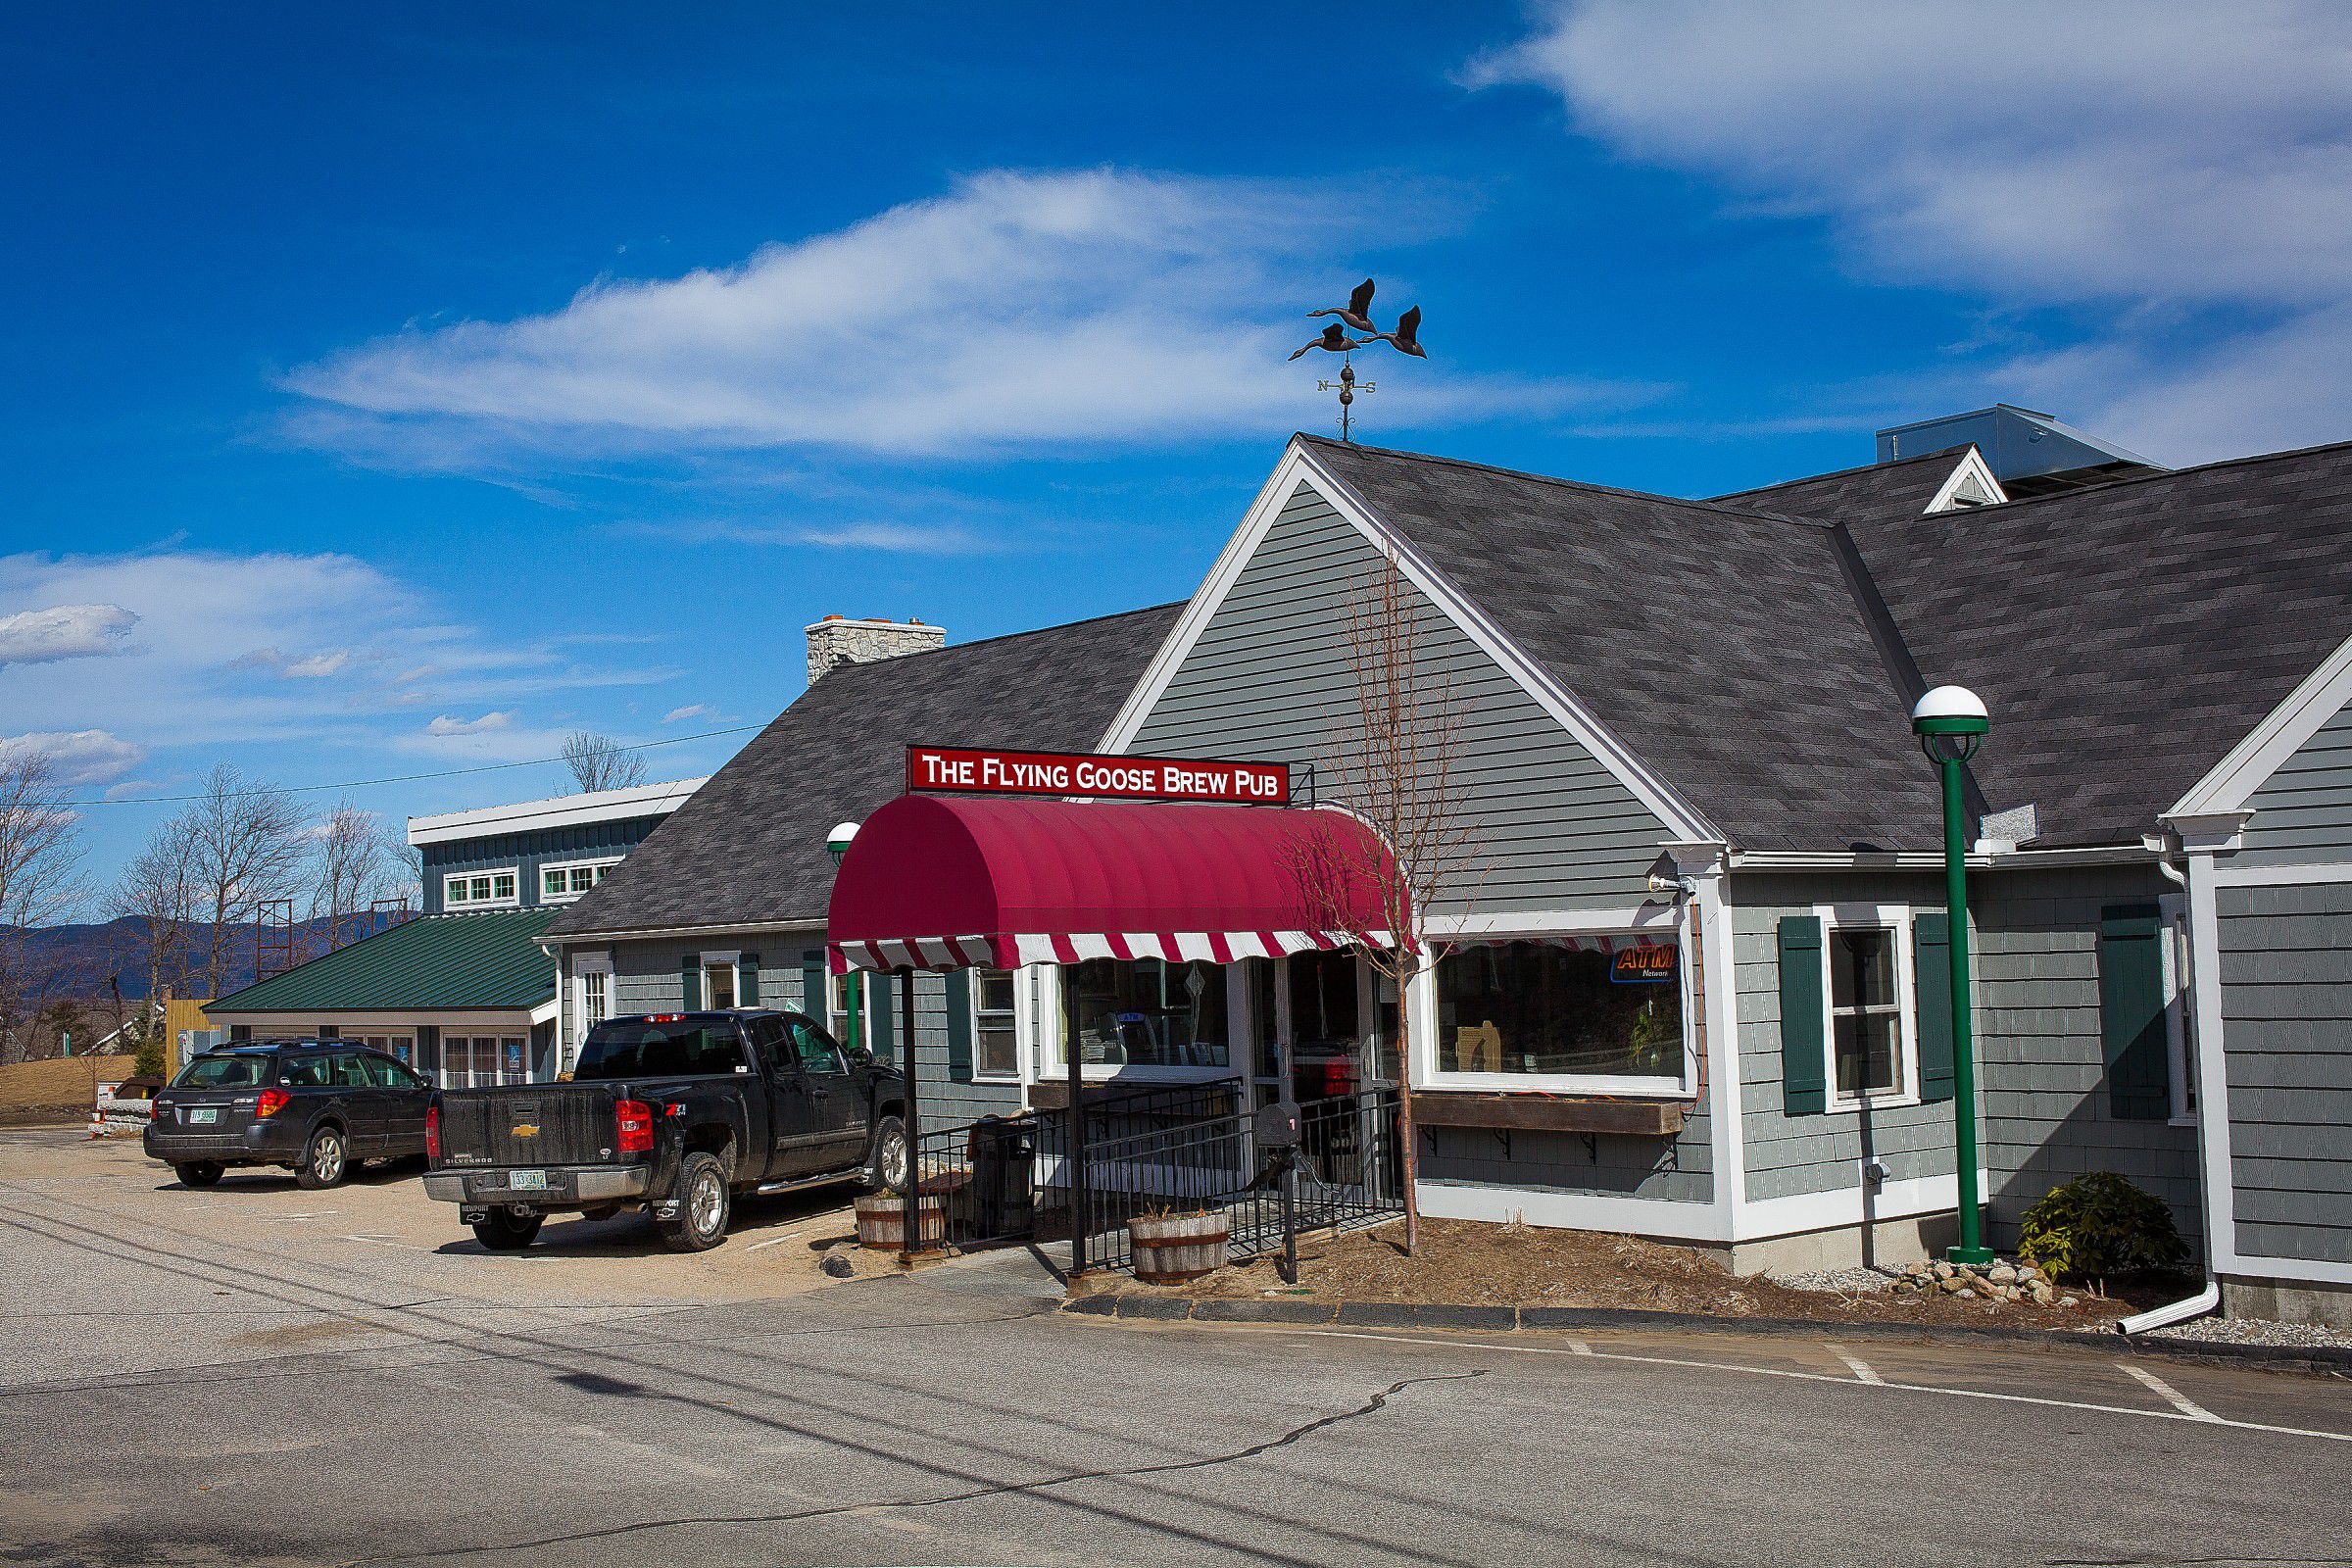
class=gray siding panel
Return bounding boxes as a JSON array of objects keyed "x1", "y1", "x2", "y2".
[
  {"x1": 2215, "y1": 880, "x2": 2352, "y2": 1266},
  {"x1": 1734, "y1": 868, "x2": 2202, "y2": 1251},
  {"x1": 1128, "y1": 483, "x2": 1672, "y2": 915},
  {"x1": 422, "y1": 814, "x2": 666, "y2": 913},
  {"x1": 2233, "y1": 701, "x2": 2352, "y2": 867}
]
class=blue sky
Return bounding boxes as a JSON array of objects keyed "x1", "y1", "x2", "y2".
[{"x1": 7, "y1": 2, "x2": 2349, "y2": 897}]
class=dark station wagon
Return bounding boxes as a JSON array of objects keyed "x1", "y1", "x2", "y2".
[{"x1": 143, "y1": 1041, "x2": 435, "y2": 1190}]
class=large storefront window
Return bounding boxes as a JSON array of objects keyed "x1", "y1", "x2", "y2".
[
  {"x1": 1435, "y1": 941, "x2": 1684, "y2": 1083},
  {"x1": 1059, "y1": 958, "x2": 1230, "y2": 1069}
]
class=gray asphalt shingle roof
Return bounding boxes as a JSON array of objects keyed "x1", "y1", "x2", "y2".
[{"x1": 544, "y1": 604, "x2": 1184, "y2": 939}]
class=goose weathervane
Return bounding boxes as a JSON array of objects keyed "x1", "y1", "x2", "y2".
[{"x1": 1288, "y1": 278, "x2": 1426, "y2": 441}]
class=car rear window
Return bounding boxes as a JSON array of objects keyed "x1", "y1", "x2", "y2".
[
  {"x1": 172, "y1": 1054, "x2": 277, "y2": 1088},
  {"x1": 573, "y1": 1019, "x2": 749, "y2": 1080}
]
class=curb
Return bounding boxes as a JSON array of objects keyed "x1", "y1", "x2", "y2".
[{"x1": 1060, "y1": 1294, "x2": 2352, "y2": 1376}]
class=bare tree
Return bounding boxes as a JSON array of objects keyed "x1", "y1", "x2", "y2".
[
  {"x1": 0, "y1": 753, "x2": 84, "y2": 1064},
  {"x1": 180, "y1": 765, "x2": 311, "y2": 998},
  {"x1": 118, "y1": 814, "x2": 201, "y2": 1008},
  {"x1": 1289, "y1": 546, "x2": 1481, "y2": 1254},
  {"x1": 561, "y1": 732, "x2": 647, "y2": 794},
  {"x1": 309, "y1": 801, "x2": 399, "y2": 951}
]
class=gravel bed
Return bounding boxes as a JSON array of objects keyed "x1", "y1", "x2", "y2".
[
  {"x1": 2143, "y1": 1314, "x2": 2352, "y2": 1350},
  {"x1": 1764, "y1": 1266, "x2": 1900, "y2": 1295}
]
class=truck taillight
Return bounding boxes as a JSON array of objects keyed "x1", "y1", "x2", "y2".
[
  {"x1": 255, "y1": 1089, "x2": 290, "y2": 1118},
  {"x1": 616, "y1": 1100, "x2": 655, "y2": 1153},
  {"x1": 424, "y1": 1104, "x2": 441, "y2": 1160}
]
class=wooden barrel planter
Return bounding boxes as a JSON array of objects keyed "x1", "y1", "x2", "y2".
[
  {"x1": 1129, "y1": 1210, "x2": 1229, "y2": 1284},
  {"x1": 855, "y1": 1193, "x2": 947, "y2": 1251}
]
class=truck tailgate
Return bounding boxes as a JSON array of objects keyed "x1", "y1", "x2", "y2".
[{"x1": 438, "y1": 1086, "x2": 618, "y2": 1167}]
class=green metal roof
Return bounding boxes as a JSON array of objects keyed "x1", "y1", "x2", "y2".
[{"x1": 209, "y1": 908, "x2": 558, "y2": 1014}]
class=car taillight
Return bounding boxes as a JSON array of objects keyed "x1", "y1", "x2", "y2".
[
  {"x1": 255, "y1": 1089, "x2": 290, "y2": 1118},
  {"x1": 424, "y1": 1104, "x2": 441, "y2": 1160},
  {"x1": 616, "y1": 1099, "x2": 654, "y2": 1154}
]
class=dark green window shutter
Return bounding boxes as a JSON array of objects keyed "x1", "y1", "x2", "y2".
[
  {"x1": 801, "y1": 951, "x2": 827, "y2": 1020},
  {"x1": 870, "y1": 970, "x2": 894, "y2": 1057},
  {"x1": 739, "y1": 952, "x2": 760, "y2": 1006},
  {"x1": 1778, "y1": 915, "x2": 1827, "y2": 1115},
  {"x1": 681, "y1": 954, "x2": 701, "y2": 1011},
  {"x1": 2101, "y1": 904, "x2": 2170, "y2": 1121},
  {"x1": 1914, "y1": 912, "x2": 1954, "y2": 1103},
  {"x1": 944, "y1": 969, "x2": 973, "y2": 1082}
]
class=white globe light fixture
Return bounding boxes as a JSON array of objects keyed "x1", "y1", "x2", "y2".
[{"x1": 826, "y1": 820, "x2": 860, "y2": 865}]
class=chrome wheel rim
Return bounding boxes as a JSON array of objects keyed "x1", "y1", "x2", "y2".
[
  {"x1": 314, "y1": 1133, "x2": 343, "y2": 1183},
  {"x1": 689, "y1": 1170, "x2": 723, "y2": 1236},
  {"x1": 881, "y1": 1132, "x2": 907, "y2": 1190}
]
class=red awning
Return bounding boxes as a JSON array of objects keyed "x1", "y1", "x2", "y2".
[{"x1": 825, "y1": 794, "x2": 1396, "y2": 973}]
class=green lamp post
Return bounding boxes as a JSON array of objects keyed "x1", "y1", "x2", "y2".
[
  {"x1": 1912, "y1": 685, "x2": 1994, "y2": 1265},
  {"x1": 827, "y1": 821, "x2": 861, "y2": 1055}
]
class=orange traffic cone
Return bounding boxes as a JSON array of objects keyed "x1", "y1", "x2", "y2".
[{"x1": 87, "y1": 1107, "x2": 108, "y2": 1139}]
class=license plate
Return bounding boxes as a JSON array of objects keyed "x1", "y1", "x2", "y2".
[
  {"x1": 189, "y1": 1107, "x2": 219, "y2": 1124},
  {"x1": 507, "y1": 1169, "x2": 548, "y2": 1191}
]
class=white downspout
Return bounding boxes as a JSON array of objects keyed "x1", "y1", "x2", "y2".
[{"x1": 2117, "y1": 844, "x2": 2222, "y2": 1337}]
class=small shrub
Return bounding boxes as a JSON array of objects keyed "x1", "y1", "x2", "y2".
[
  {"x1": 131, "y1": 1037, "x2": 166, "y2": 1081},
  {"x1": 2017, "y1": 1171, "x2": 2188, "y2": 1286}
]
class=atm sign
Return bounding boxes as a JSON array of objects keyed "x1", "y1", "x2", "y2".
[{"x1": 1610, "y1": 946, "x2": 1678, "y2": 985}]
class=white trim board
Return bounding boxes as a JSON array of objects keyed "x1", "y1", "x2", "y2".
[
  {"x1": 1924, "y1": 447, "x2": 2008, "y2": 514},
  {"x1": 2209, "y1": 858, "x2": 2352, "y2": 887},
  {"x1": 1418, "y1": 1179, "x2": 1729, "y2": 1243},
  {"x1": 2170, "y1": 630, "x2": 2352, "y2": 817},
  {"x1": 409, "y1": 775, "x2": 707, "y2": 846},
  {"x1": 1094, "y1": 440, "x2": 1724, "y2": 847},
  {"x1": 1736, "y1": 1172, "x2": 1976, "y2": 1242}
]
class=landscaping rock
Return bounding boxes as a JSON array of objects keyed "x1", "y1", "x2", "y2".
[{"x1": 1989, "y1": 1264, "x2": 2017, "y2": 1285}]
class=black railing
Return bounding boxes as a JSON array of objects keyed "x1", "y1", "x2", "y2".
[{"x1": 903, "y1": 1081, "x2": 1404, "y2": 1273}]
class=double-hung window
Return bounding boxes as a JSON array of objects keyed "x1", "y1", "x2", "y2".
[
  {"x1": 1825, "y1": 919, "x2": 1909, "y2": 1104},
  {"x1": 973, "y1": 969, "x2": 1018, "y2": 1079}
]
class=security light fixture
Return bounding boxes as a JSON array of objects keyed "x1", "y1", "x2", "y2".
[{"x1": 1643, "y1": 852, "x2": 1697, "y2": 902}]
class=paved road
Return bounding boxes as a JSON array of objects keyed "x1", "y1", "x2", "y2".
[{"x1": 5, "y1": 1129, "x2": 2350, "y2": 1567}]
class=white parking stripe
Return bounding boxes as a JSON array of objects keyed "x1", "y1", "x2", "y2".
[
  {"x1": 1826, "y1": 1343, "x2": 1883, "y2": 1384},
  {"x1": 2119, "y1": 1362, "x2": 2223, "y2": 1422},
  {"x1": 1564, "y1": 1339, "x2": 1593, "y2": 1356},
  {"x1": 745, "y1": 1230, "x2": 807, "y2": 1252},
  {"x1": 1266, "y1": 1329, "x2": 2352, "y2": 1445}
]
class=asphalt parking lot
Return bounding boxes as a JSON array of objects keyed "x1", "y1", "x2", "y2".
[{"x1": 5, "y1": 1124, "x2": 2350, "y2": 1567}]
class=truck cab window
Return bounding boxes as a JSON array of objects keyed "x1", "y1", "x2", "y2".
[{"x1": 789, "y1": 1019, "x2": 846, "y2": 1076}]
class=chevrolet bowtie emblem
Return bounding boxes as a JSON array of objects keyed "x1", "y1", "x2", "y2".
[{"x1": 513, "y1": 1124, "x2": 539, "y2": 1138}]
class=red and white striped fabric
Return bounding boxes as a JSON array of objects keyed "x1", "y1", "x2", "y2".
[
  {"x1": 832, "y1": 928, "x2": 1399, "y2": 975},
  {"x1": 825, "y1": 793, "x2": 1400, "y2": 976}
]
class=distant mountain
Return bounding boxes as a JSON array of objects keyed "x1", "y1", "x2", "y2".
[{"x1": 8, "y1": 911, "x2": 407, "y2": 1003}]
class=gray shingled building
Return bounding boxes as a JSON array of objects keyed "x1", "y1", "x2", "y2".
[{"x1": 546, "y1": 409, "x2": 2352, "y2": 1324}]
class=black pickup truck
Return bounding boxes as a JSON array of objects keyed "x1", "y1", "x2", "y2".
[{"x1": 422, "y1": 1009, "x2": 906, "y2": 1252}]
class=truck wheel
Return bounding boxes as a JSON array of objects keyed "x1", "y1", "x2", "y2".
[
  {"x1": 659, "y1": 1152, "x2": 730, "y2": 1252},
  {"x1": 174, "y1": 1161, "x2": 223, "y2": 1189},
  {"x1": 867, "y1": 1114, "x2": 908, "y2": 1192},
  {"x1": 296, "y1": 1125, "x2": 348, "y2": 1190},
  {"x1": 471, "y1": 1207, "x2": 543, "y2": 1251}
]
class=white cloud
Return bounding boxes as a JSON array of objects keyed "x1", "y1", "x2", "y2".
[
  {"x1": 662, "y1": 704, "x2": 716, "y2": 725},
  {"x1": 0, "y1": 603, "x2": 138, "y2": 666},
  {"x1": 424, "y1": 711, "x2": 514, "y2": 736},
  {"x1": 282, "y1": 169, "x2": 1621, "y2": 465},
  {"x1": 0, "y1": 728, "x2": 147, "y2": 787},
  {"x1": 230, "y1": 646, "x2": 360, "y2": 679},
  {"x1": 1476, "y1": 1, "x2": 2352, "y2": 462}
]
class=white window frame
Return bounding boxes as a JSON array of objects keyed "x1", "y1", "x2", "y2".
[
  {"x1": 1816, "y1": 903, "x2": 1921, "y2": 1112},
  {"x1": 969, "y1": 968, "x2": 1021, "y2": 1082},
  {"x1": 539, "y1": 857, "x2": 621, "y2": 906},
  {"x1": 700, "y1": 951, "x2": 740, "y2": 1011},
  {"x1": 443, "y1": 866, "x2": 521, "y2": 910},
  {"x1": 1421, "y1": 928, "x2": 1696, "y2": 1099},
  {"x1": 1042, "y1": 960, "x2": 1243, "y2": 1084}
]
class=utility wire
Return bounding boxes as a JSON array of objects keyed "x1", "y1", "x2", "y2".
[{"x1": 37, "y1": 722, "x2": 765, "y2": 808}]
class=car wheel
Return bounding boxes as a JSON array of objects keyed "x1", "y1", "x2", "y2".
[
  {"x1": 174, "y1": 1160, "x2": 223, "y2": 1189},
  {"x1": 658, "y1": 1152, "x2": 730, "y2": 1252},
  {"x1": 867, "y1": 1114, "x2": 908, "y2": 1192},
  {"x1": 296, "y1": 1125, "x2": 349, "y2": 1190},
  {"x1": 471, "y1": 1207, "x2": 543, "y2": 1251}
]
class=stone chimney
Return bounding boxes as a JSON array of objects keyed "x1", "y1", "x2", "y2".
[{"x1": 805, "y1": 615, "x2": 947, "y2": 684}]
